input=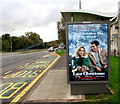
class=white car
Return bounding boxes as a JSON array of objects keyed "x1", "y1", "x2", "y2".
[
  {"x1": 48, "y1": 47, "x2": 54, "y2": 52},
  {"x1": 58, "y1": 46, "x2": 64, "y2": 49}
]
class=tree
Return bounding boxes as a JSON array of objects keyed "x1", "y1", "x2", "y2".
[
  {"x1": 25, "y1": 32, "x2": 43, "y2": 44},
  {"x1": 0, "y1": 37, "x2": 2, "y2": 51},
  {"x1": 12, "y1": 36, "x2": 24, "y2": 50},
  {"x1": 2, "y1": 33, "x2": 10, "y2": 41},
  {"x1": 57, "y1": 18, "x2": 66, "y2": 44},
  {"x1": 2, "y1": 33, "x2": 11, "y2": 51},
  {"x1": 59, "y1": 29, "x2": 66, "y2": 44},
  {"x1": 2, "y1": 40, "x2": 11, "y2": 51},
  {"x1": 1, "y1": 31, "x2": 44, "y2": 51}
]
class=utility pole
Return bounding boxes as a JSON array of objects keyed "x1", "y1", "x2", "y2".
[{"x1": 79, "y1": 0, "x2": 81, "y2": 9}]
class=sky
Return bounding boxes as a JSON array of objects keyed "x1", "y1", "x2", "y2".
[{"x1": 0, "y1": 0, "x2": 120, "y2": 42}]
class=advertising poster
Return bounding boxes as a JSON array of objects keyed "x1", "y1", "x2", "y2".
[{"x1": 67, "y1": 22, "x2": 109, "y2": 82}]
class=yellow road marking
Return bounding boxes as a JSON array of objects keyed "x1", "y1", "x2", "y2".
[
  {"x1": 42, "y1": 54, "x2": 50, "y2": 57},
  {"x1": 0, "y1": 82, "x2": 27, "y2": 99},
  {"x1": 42, "y1": 52, "x2": 56, "y2": 57},
  {"x1": 0, "y1": 83, "x2": 13, "y2": 94},
  {"x1": 10, "y1": 54, "x2": 60, "y2": 103},
  {"x1": 4, "y1": 71, "x2": 12, "y2": 75}
]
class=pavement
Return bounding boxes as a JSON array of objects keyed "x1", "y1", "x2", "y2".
[{"x1": 25, "y1": 53, "x2": 84, "y2": 103}]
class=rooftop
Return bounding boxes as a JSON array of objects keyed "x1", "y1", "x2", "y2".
[{"x1": 61, "y1": 9, "x2": 117, "y2": 18}]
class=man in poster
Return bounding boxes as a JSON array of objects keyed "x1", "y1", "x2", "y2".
[{"x1": 88, "y1": 40, "x2": 108, "y2": 72}]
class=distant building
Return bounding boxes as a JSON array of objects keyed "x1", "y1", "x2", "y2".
[
  {"x1": 110, "y1": 17, "x2": 118, "y2": 54},
  {"x1": 110, "y1": 1, "x2": 120, "y2": 55},
  {"x1": 118, "y1": 1, "x2": 120, "y2": 55}
]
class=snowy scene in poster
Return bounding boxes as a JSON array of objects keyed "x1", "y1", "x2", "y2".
[{"x1": 68, "y1": 24, "x2": 108, "y2": 57}]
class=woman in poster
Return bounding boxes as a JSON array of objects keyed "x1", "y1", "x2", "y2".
[{"x1": 72, "y1": 46, "x2": 90, "y2": 75}]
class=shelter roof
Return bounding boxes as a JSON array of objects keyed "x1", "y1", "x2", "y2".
[{"x1": 61, "y1": 9, "x2": 117, "y2": 18}]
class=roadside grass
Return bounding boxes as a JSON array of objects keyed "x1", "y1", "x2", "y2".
[
  {"x1": 1, "y1": 49, "x2": 48, "y2": 53},
  {"x1": 55, "y1": 49, "x2": 65, "y2": 56},
  {"x1": 85, "y1": 55, "x2": 119, "y2": 103},
  {"x1": 19, "y1": 49, "x2": 47, "y2": 54},
  {"x1": 0, "y1": 51, "x2": 16, "y2": 53}
]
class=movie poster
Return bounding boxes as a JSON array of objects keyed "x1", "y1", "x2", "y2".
[{"x1": 67, "y1": 22, "x2": 109, "y2": 81}]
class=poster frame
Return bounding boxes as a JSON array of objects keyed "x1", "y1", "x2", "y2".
[{"x1": 66, "y1": 21, "x2": 110, "y2": 84}]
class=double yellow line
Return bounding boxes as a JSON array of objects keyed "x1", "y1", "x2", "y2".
[{"x1": 10, "y1": 53, "x2": 60, "y2": 103}]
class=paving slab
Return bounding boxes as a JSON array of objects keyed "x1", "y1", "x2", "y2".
[{"x1": 26, "y1": 70, "x2": 83, "y2": 102}]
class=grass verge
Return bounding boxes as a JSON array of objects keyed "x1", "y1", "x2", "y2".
[
  {"x1": 55, "y1": 49, "x2": 65, "y2": 56},
  {"x1": 85, "y1": 55, "x2": 119, "y2": 103}
]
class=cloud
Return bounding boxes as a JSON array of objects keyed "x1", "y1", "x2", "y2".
[
  {"x1": 24, "y1": 21, "x2": 58, "y2": 42},
  {"x1": 0, "y1": 0, "x2": 119, "y2": 41},
  {"x1": 82, "y1": 0, "x2": 119, "y2": 12}
]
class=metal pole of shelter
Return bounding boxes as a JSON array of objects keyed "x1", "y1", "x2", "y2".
[{"x1": 79, "y1": 0, "x2": 81, "y2": 9}]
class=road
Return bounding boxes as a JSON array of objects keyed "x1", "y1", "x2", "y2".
[
  {"x1": 1, "y1": 51, "x2": 60, "y2": 103},
  {"x1": 2, "y1": 51, "x2": 49, "y2": 74}
]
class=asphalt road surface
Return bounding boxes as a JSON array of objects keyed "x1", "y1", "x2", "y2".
[
  {"x1": 2, "y1": 51, "x2": 50, "y2": 74},
  {"x1": 1, "y1": 51, "x2": 60, "y2": 103}
]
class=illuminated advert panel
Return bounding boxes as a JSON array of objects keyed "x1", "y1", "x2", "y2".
[{"x1": 67, "y1": 21, "x2": 110, "y2": 83}]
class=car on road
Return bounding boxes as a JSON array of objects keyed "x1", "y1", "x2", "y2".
[
  {"x1": 48, "y1": 47, "x2": 54, "y2": 52},
  {"x1": 58, "y1": 46, "x2": 64, "y2": 49}
]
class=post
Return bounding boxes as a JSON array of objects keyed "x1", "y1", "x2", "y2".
[{"x1": 79, "y1": 0, "x2": 81, "y2": 9}]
